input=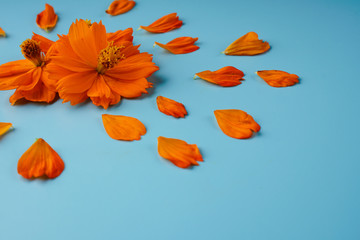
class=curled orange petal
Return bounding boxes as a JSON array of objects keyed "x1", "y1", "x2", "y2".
[
  {"x1": 102, "y1": 114, "x2": 146, "y2": 141},
  {"x1": 256, "y1": 70, "x2": 299, "y2": 87},
  {"x1": 0, "y1": 122, "x2": 12, "y2": 136},
  {"x1": 195, "y1": 66, "x2": 244, "y2": 87},
  {"x1": 214, "y1": 109, "x2": 260, "y2": 139},
  {"x1": 36, "y1": 4, "x2": 58, "y2": 32},
  {"x1": 223, "y1": 32, "x2": 270, "y2": 56},
  {"x1": 0, "y1": 27, "x2": 6, "y2": 37},
  {"x1": 154, "y1": 37, "x2": 199, "y2": 54},
  {"x1": 157, "y1": 136, "x2": 203, "y2": 168},
  {"x1": 156, "y1": 96, "x2": 187, "y2": 118},
  {"x1": 139, "y1": 13, "x2": 182, "y2": 33},
  {"x1": 106, "y1": 0, "x2": 136, "y2": 16},
  {"x1": 17, "y1": 138, "x2": 64, "y2": 179}
]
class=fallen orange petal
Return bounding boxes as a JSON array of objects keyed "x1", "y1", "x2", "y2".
[
  {"x1": 106, "y1": 0, "x2": 135, "y2": 16},
  {"x1": 36, "y1": 3, "x2": 58, "y2": 32},
  {"x1": 223, "y1": 32, "x2": 270, "y2": 56},
  {"x1": 17, "y1": 138, "x2": 64, "y2": 179},
  {"x1": 102, "y1": 114, "x2": 146, "y2": 141},
  {"x1": 0, "y1": 122, "x2": 12, "y2": 136},
  {"x1": 214, "y1": 109, "x2": 260, "y2": 139},
  {"x1": 139, "y1": 13, "x2": 182, "y2": 33},
  {"x1": 195, "y1": 66, "x2": 244, "y2": 87},
  {"x1": 157, "y1": 136, "x2": 203, "y2": 168},
  {"x1": 0, "y1": 27, "x2": 6, "y2": 37},
  {"x1": 154, "y1": 37, "x2": 199, "y2": 54},
  {"x1": 256, "y1": 70, "x2": 299, "y2": 87},
  {"x1": 156, "y1": 96, "x2": 187, "y2": 118}
]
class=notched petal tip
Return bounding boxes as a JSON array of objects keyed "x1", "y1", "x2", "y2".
[
  {"x1": 256, "y1": 70, "x2": 299, "y2": 87},
  {"x1": 195, "y1": 66, "x2": 244, "y2": 87},
  {"x1": 156, "y1": 96, "x2": 188, "y2": 118},
  {"x1": 224, "y1": 32, "x2": 270, "y2": 56},
  {"x1": 102, "y1": 114, "x2": 146, "y2": 141}
]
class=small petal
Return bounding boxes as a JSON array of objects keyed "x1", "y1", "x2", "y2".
[
  {"x1": 139, "y1": 13, "x2": 182, "y2": 33},
  {"x1": 195, "y1": 66, "x2": 244, "y2": 87},
  {"x1": 214, "y1": 109, "x2": 260, "y2": 139},
  {"x1": 17, "y1": 138, "x2": 65, "y2": 179},
  {"x1": 102, "y1": 114, "x2": 146, "y2": 141},
  {"x1": 157, "y1": 136, "x2": 203, "y2": 168},
  {"x1": 156, "y1": 96, "x2": 187, "y2": 118},
  {"x1": 36, "y1": 4, "x2": 58, "y2": 32},
  {"x1": 224, "y1": 32, "x2": 270, "y2": 56},
  {"x1": 106, "y1": 0, "x2": 136, "y2": 16},
  {"x1": 0, "y1": 122, "x2": 12, "y2": 136},
  {"x1": 154, "y1": 37, "x2": 199, "y2": 54},
  {"x1": 256, "y1": 70, "x2": 299, "y2": 87},
  {"x1": 0, "y1": 27, "x2": 6, "y2": 37}
]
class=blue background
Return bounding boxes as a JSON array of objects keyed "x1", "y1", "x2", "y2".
[{"x1": 1, "y1": 0, "x2": 360, "y2": 239}]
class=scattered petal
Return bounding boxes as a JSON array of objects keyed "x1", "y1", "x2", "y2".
[
  {"x1": 223, "y1": 32, "x2": 270, "y2": 56},
  {"x1": 17, "y1": 138, "x2": 65, "y2": 179},
  {"x1": 256, "y1": 70, "x2": 299, "y2": 87},
  {"x1": 214, "y1": 109, "x2": 260, "y2": 139},
  {"x1": 157, "y1": 136, "x2": 203, "y2": 168},
  {"x1": 139, "y1": 13, "x2": 182, "y2": 33},
  {"x1": 0, "y1": 122, "x2": 12, "y2": 136},
  {"x1": 106, "y1": 0, "x2": 136, "y2": 16},
  {"x1": 0, "y1": 27, "x2": 6, "y2": 37},
  {"x1": 195, "y1": 66, "x2": 244, "y2": 87},
  {"x1": 156, "y1": 96, "x2": 187, "y2": 118},
  {"x1": 102, "y1": 114, "x2": 146, "y2": 141},
  {"x1": 36, "y1": 4, "x2": 58, "y2": 32},
  {"x1": 154, "y1": 37, "x2": 199, "y2": 54}
]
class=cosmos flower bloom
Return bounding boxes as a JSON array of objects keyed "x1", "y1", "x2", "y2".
[
  {"x1": 0, "y1": 122, "x2": 12, "y2": 136},
  {"x1": 47, "y1": 19, "x2": 159, "y2": 109},
  {"x1": 0, "y1": 27, "x2": 6, "y2": 37},
  {"x1": 36, "y1": 3, "x2": 58, "y2": 32},
  {"x1": 0, "y1": 34, "x2": 57, "y2": 104},
  {"x1": 256, "y1": 70, "x2": 299, "y2": 87},
  {"x1": 17, "y1": 138, "x2": 65, "y2": 179},
  {"x1": 154, "y1": 37, "x2": 199, "y2": 54},
  {"x1": 106, "y1": 0, "x2": 136, "y2": 16},
  {"x1": 195, "y1": 66, "x2": 244, "y2": 87},
  {"x1": 223, "y1": 32, "x2": 270, "y2": 56},
  {"x1": 156, "y1": 96, "x2": 187, "y2": 118},
  {"x1": 157, "y1": 136, "x2": 203, "y2": 168},
  {"x1": 102, "y1": 114, "x2": 146, "y2": 141},
  {"x1": 139, "y1": 13, "x2": 182, "y2": 33}
]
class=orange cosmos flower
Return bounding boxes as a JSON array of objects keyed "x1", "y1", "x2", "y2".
[
  {"x1": 223, "y1": 32, "x2": 270, "y2": 56},
  {"x1": 195, "y1": 66, "x2": 244, "y2": 87},
  {"x1": 214, "y1": 109, "x2": 260, "y2": 139},
  {"x1": 17, "y1": 138, "x2": 65, "y2": 179},
  {"x1": 36, "y1": 4, "x2": 58, "y2": 32},
  {"x1": 0, "y1": 122, "x2": 12, "y2": 136},
  {"x1": 154, "y1": 37, "x2": 199, "y2": 54},
  {"x1": 156, "y1": 96, "x2": 187, "y2": 118},
  {"x1": 47, "y1": 20, "x2": 159, "y2": 109},
  {"x1": 256, "y1": 70, "x2": 299, "y2": 87},
  {"x1": 106, "y1": 0, "x2": 136, "y2": 16},
  {"x1": 0, "y1": 27, "x2": 6, "y2": 37},
  {"x1": 139, "y1": 13, "x2": 182, "y2": 33},
  {"x1": 157, "y1": 136, "x2": 203, "y2": 168},
  {"x1": 0, "y1": 34, "x2": 57, "y2": 104},
  {"x1": 102, "y1": 114, "x2": 146, "y2": 141}
]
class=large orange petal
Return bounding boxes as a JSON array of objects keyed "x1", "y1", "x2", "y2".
[
  {"x1": 102, "y1": 114, "x2": 146, "y2": 141},
  {"x1": 157, "y1": 136, "x2": 203, "y2": 168},
  {"x1": 224, "y1": 32, "x2": 270, "y2": 56},
  {"x1": 57, "y1": 71, "x2": 97, "y2": 93},
  {"x1": 0, "y1": 60, "x2": 34, "y2": 90},
  {"x1": 156, "y1": 96, "x2": 187, "y2": 118},
  {"x1": 104, "y1": 76, "x2": 151, "y2": 98},
  {"x1": 0, "y1": 122, "x2": 12, "y2": 136},
  {"x1": 139, "y1": 13, "x2": 182, "y2": 33},
  {"x1": 87, "y1": 75, "x2": 121, "y2": 109},
  {"x1": 0, "y1": 27, "x2": 6, "y2": 37},
  {"x1": 17, "y1": 138, "x2": 64, "y2": 179},
  {"x1": 10, "y1": 80, "x2": 56, "y2": 105},
  {"x1": 106, "y1": 0, "x2": 136, "y2": 16},
  {"x1": 195, "y1": 66, "x2": 244, "y2": 87},
  {"x1": 154, "y1": 37, "x2": 199, "y2": 54},
  {"x1": 214, "y1": 109, "x2": 260, "y2": 139},
  {"x1": 58, "y1": 91, "x2": 88, "y2": 105},
  {"x1": 256, "y1": 70, "x2": 299, "y2": 87},
  {"x1": 36, "y1": 4, "x2": 58, "y2": 32},
  {"x1": 107, "y1": 28, "x2": 134, "y2": 44},
  {"x1": 31, "y1": 33, "x2": 54, "y2": 54}
]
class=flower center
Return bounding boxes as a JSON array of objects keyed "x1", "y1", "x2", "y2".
[
  {"x1": 97, "y1": 42, "x2": 125, "y2": 74},
  {"x1": 85, "y1": 19, "x2": 92, "y2": 27},
  {"x1": 20, "y1": 39, "x2": 44, "y2": 67}
]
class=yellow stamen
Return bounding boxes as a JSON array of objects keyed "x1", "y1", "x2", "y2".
[
  {"x1": 97, "y1": 42, "x2": 125, "y2": 74},
  {"x1": 85, "y1": 19, "x2": 92, "y2": 27},
  {"x1": 20, "y1": 39, "x2": 44, "y2": 67}
]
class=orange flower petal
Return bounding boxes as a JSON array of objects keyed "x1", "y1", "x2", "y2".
[
  {"x1": 106, "y1": 0, "x2": 136, "y2": 16},
  {"x1": 157, "y1": 136, "x2": 203, "y2": 168},
  {"x1": 156, "y1": 96, "x2": 187, "y2": 118},
  {"x1": 154, "y1": 37, "x2": 199, "y2": 54},
  {"x1": 17, "y1": 138, "x2": 64, "y2": 179},
  {"x1": 0, "y1": 27, "x2": 6, "y2": 37},
  {"x1": 195, "y1": 66, "x2": 244, "y2": 87},
  {"x1": 256, "y1": 70, "x2": 299, "y2": 87},
  {"x1": 214, "y1": 109, "x2": 260, "y2": 139},
  {"x1": 139, "y1": 13, "x2": 182, "y2": 33},
  {"x1": 223, "y1": 32, "x2": 270, "y2": 56},
  {"x1": 32, "y1": 33, "x2": 55, "y2": 54},
  {"x1": 36, "y1": 4, "x2": 58, "y2": 32},
  {"x1": 102, "y1": 114, "x2": 146, "y2": 141},
  {"x1": 0, "y1": 122, "x2": 12, "y2": 136}
]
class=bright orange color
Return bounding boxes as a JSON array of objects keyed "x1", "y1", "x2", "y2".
[
  {"x1": 0, "y1": 34, "x2": 57, "y2": 104},
  {"x1": 106, "y1": 0, "x2": 136, "y2": 16},
  {"x1": 223, "y1": 32, "x2": 270, "y2": 56},
  {"x1": 0, "y1": 27, "x2": 6, "y2": 37},
  {"x1": 102, "y1": 114, "x2": 146, "y2": 141},
  {"x1": 154, "y1": 37, "x2": 199, "y2": 54},
  {"x1": 156, "y1": 96, "x2": 187, "y2": 118},
  {"x1": 47, "y1": 20, "x2": 159, "y2": 109},
  {"x1": 157, "y1": 136, "x2": 203, "y2": 168},
  {"x1": 139, "y1": 13, "x2": 182, "y2": 33},
  {"x1": 195, "y1": 66, "x2": 244, "y2": 87},
  {"x1": 214, "y1": 109, "x2": 260, "y2": 139},
  {"x1": 36, "y1": 4, "x2": 58, "y2": 32},
  {"x1": 17, "y1": 138, "x2": 65, "y2": 179},
  {"x1": 256, "y1": 70, "x2": 299, "y2": 87},
  {"x1": 0, "y1": 122, "x2": 12, "y2": 136}
]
